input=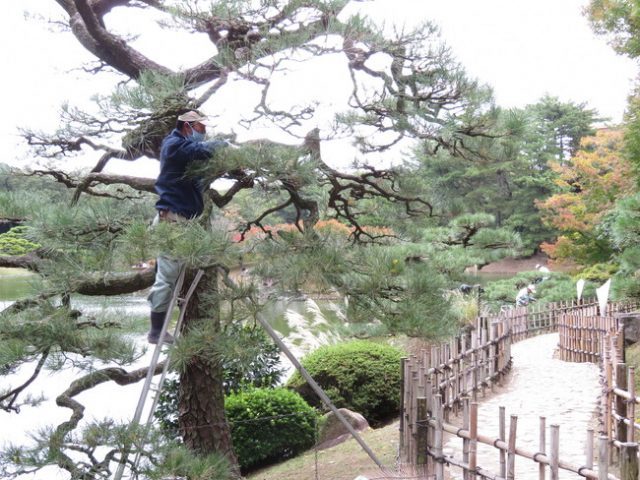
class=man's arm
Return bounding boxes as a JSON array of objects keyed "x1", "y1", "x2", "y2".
[{"x1": 182, "y1": 139, "x2": 228, "y2": 161}]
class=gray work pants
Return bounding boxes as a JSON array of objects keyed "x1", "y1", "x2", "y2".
[{"x1": 147, "y1": 212, "x2": 186, "y2": 313}]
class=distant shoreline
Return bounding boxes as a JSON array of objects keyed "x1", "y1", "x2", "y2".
[
  {"x1": 0, "y1": 267, "x2": 32, "y2": 276},
  {"x1": 479, "y1": 252, "x2": 551, "y2": 274}
]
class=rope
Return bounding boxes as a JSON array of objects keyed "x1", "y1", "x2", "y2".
[{"x1": 220, "y1": 268, "x2": 388, "y2": 473}]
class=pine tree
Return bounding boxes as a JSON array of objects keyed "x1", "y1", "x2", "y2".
[{"x1": 0, "y1": 2, "x2": 513, "y2": 478}]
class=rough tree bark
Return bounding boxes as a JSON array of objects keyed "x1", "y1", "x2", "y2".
[{"x1": 178, "y1": 267, "x2": 240, "y2": 475}]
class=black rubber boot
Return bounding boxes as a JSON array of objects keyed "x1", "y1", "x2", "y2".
[{"x1": 147, "y1": 311, "x2": 174, "y2": 345}]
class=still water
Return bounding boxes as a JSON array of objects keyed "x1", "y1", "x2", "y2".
[{"x1": 0, "y1": 268, "x2": 344, "y2": 375}]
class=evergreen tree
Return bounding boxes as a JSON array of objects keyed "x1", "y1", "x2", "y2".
[
  {"x1": 585, "y1": 0, "x2": 640, "y2": 299},
  {"x1": 0, "y1": 2, "x2": 514, "y2": 478},
  {"x1": 413, "y1": 96, "x2": 601, "y2": 253}
]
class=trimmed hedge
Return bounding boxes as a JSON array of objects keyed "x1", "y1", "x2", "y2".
[
  {"x1": 287, "y1": 340, "x2": 404, "y2": 426},
  {"x1": 0, "y1": 226, "x2": 39, "y2": 256},
  {"x1": 225, "y1": 387, "x2": 317, "y2": 471}
]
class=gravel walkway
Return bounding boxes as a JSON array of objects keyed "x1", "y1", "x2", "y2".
[{"x1": 444, "y1": 333, "x2": 601, "y2": 480}]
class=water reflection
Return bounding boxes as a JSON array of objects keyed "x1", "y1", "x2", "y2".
[
  {"x1": 263, "y1": 296, "x2": 345, "y2": 378},
  {"x1": 0, "y1": 270, "x2": 345, "y2": 378},
  {"x1": 0, "y1": 268, "x2": 38, "y2": 310}
]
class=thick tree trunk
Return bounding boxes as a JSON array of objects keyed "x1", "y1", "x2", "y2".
[{"x1": 177, "y1": 267, "x2": 240, "y2": 476}]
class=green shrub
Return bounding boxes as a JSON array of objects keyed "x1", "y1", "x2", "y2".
[
  {"x1": 225, "y1": 387, "x2": 317, "y2": 471},
  {"x1": 0, "y1": 226, "x2": 39, "y2": 256},
  {"x1": 155, "y1": 325, "x2": 283, "y2": 436},
  {"x1": 287, "y1": 340, "x2": 404, "y2": 426},
  {"x1": 579, "y1": 263, "x2": 618, "y2": 282}
]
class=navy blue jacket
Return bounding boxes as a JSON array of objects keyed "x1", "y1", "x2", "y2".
[{"x1": 155, "y1": 129, "x2": 226, "y2": 218}]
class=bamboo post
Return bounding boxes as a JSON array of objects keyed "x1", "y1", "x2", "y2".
[
  {"x1": 480, "y1": 320, "x2": 488, "y2": 397},
  {"x1": 463, "y1": 398, "x2": 470, "y2": 480},
  {"x1": 619, "y1": 326, "x2": 626, "y2": 364},
  {"x1": 549, "y1": 424, "x2": 559, "y2": 480},
  {"x1": 539, "y1": 417, "x2": 546, "y2": 480},
  {"x1": 462, "y1": 334, "x2": 468, "y2": 397},
  {"x1": 620, "y1": 442, "x2": 639, "y2": 480},
  {"x1": 409, "y1": 362, "x2": 418, "y2": 463},
  {"x1": 442, "y1": 345, "x2": 450, "y2": 421},
  {"x1": 471, "y1": 334, "x2": 478, "y2": 402},
  {"x1": 586, "y1": 429, "x2": 594, "y2": 471},
  {"x1": 469, "y1": 401, "x2": 478, "y2": 480},
  {"x1": 399, "y1": 357, "x2": 407, "y2": 460},
  {"x1": 606, "y1": 355, "x2": 614, "y2": 444},
  {"x1": 451, "y1": 341, "x2": 457, "y2": 415},
  {"x1": 598, "y1": 436, "x2": 609, "y2": 480},
  {"x1": 492, "y1": 321, "x2": 499, "y2": 389},
  {"x1": 426, "y1": 379, "x2": 434, "y2": 474},
  {"x1": 628, "y1": 367, "x2": 636, "y2": 443},
  {"x1": 617, "y1": 363, "x2": 629, "y2": 446},
  {"x1": 416, "y1": 397, "x2": 428, "y2": 466},
  {"x1": 500, "y1": 406, "x2": 506, "y2": 479},
  {"x1": 507, "y1": 415, "x2": 517, "y2": 480},
  {"x1": 435, "y1": 394, "x2": 444, "y2": 480}
]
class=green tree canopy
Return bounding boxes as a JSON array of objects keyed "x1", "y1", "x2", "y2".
[{"x1": 0, "y1": 2, "x2": 519, "y2": 479}]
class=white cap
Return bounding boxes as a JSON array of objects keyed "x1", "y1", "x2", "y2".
[{"x1": 177, "y1": 110, "x2": 209, "y2": 123}]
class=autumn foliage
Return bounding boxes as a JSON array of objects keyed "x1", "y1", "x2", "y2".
[{"x1": 538, "y1": 128, "x2": 634, "y2": 263}]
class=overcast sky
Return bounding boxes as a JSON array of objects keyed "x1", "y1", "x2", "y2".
[{"x1": 1, "y1": 0, "x2": 637, "y2": 177}]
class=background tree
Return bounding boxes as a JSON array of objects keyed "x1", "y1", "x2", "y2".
[
  {"x1": 537, "y1": 128, "x2": 634, "y2": 265},
  {"x1": 0, "y1": 1, "x2": 514, "y2": 478},
  {"x1": 587, "y1": 0, "x2": 640, "y2": 58},
  {"x1": 412, "y1": 96, "x2": 600, "y2": 254},
  {"x1": 586, "y1": 0, "x2": 640, "y2": 300}
]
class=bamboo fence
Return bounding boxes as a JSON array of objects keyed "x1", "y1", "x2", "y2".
[{"x1": 400, "y1": 298, "x2": 640, "y2": 480}]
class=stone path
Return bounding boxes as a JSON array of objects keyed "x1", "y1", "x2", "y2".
[{"x1": 444, "y1": 333, "x2": 601, "y2": 480}]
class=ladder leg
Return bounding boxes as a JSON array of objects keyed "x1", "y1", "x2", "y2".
[
  {"x1": 113, "y1": 267, "x2": 187, "y2": 480},
  {"x1": 123, "y1": 269, "x2": 205, "y2": 479}
]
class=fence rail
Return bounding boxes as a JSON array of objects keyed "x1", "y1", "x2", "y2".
[{"x1": 400, "y1": 298, "x2": 640, "y2": 480}]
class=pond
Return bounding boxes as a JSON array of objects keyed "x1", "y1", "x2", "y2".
[
  {"x1": 0, "y1": 267, "x2": 38, "y2": 310},
  {"x1": 0, "y1": 268, "x2": 345, "y2": 377}
]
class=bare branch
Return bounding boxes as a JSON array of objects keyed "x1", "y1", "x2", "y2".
[
  {"x1": 0, "y1": 349, "x2": 51, "y2": 413},
  {"x1": 73, "y1": 267, "x2": 155, "y2": 296},
  {"x1": 239, "y1": 198, "x2": 295, "y2": 241},
  {"x1": 24, "y1": 170, "x2": 153, "y2": 205},
  {"x1": 0, "y1": 252, "x2": 42, "y2": 272}
]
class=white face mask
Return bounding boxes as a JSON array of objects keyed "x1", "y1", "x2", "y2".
[{"x1": 188, "y1": 123, "x2": 205, "y2": 142}]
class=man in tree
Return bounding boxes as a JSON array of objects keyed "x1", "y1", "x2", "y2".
[
  {"x1": 147, "y1": 110, "x2": 227, "y2": 344},
  {"x1": 0, "y1": 2, "x2": 516, "y2": 478}
]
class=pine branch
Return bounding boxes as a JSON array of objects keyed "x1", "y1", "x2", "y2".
[
  {"x1": 1, "y1": 268, "x2": 155, "y2": 317},
  {"x1": 24, "y1": 170, "x2": 152, "y2": 205},
  {"x1": 0, "y1": 252, "x2": 41, "y2": 271},
  {"x1": 0, "y1": 348, "x2": 50, "y2": 413},
  {"x1": 51, "y1": 361, "x2": 167, "y2": 478},
  {"x1": 73, "y1": 267, "x2": 155, "y2": 296}
]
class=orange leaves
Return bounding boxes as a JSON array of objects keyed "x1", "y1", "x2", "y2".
[{"x1": 537, "y1": 128, "x2": 633, "y2": 262}]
